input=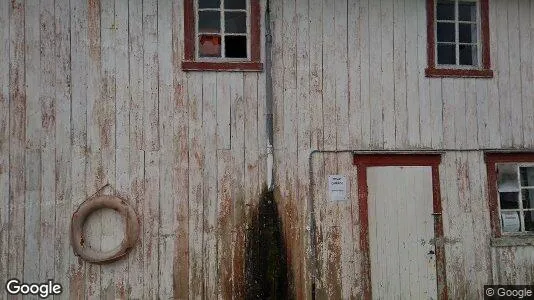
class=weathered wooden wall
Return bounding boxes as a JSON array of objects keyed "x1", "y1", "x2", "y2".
[
  {"x1": 0, "y1": 0, "x2": 267, "y2": 299},
  {"x1": 270, "y1": 0, "x2": 534, "y2": 298}
]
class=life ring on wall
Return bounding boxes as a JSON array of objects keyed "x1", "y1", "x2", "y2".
[{"x1": 70, "y1": 194, "x2": 139, "y2": 264}]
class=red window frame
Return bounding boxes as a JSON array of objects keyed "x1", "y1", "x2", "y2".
[
  {"x1": 425, "y1": 0, "x2": 493, "y2": 78},
  {"x1": 485, "y1": 153, "x2": 534, "y2": 238},
  {"x1": 182, "y1": 0, "x2": 263, "y2": 72}
]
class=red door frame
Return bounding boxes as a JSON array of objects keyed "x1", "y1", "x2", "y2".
[{"x1": 353, "y1": 154, "x2": 448, "y2": 300}]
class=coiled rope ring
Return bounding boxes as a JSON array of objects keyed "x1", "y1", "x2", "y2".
[{"x1": 71, "y1": 194, "x2": 139, "y2": 264}]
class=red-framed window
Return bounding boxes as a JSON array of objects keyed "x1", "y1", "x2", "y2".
[
  {"x1": 425, "y1": 0, "x2": 493, "y2": 78},
  {"x1": 182, "y1": 0, "x2": 263, "y2": 72},
  {"x1": 485, "y1": 153, "x2": 534, "y2": 239}
]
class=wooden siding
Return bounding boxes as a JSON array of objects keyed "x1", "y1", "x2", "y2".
[
  {"x1": 271, "y1": 0, "x2": 534, "y2": 298},
  {"x1": 0, "y1": 0, "x2": 267, "y2": 299},
  {"x1": 1, "y1": 0, "x2": 534, "y2": 299}
]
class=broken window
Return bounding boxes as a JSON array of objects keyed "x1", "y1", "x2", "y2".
[
  {"x1": 197, "y1": 0, "x2": 248, "y2": 59},
  {"x1": 496, "y1": 163, "x2": 534, "y2": 233}
]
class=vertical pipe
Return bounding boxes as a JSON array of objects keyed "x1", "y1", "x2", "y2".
[{"x1": 264, "y1": 0, "x2": 274, "y2": 191}]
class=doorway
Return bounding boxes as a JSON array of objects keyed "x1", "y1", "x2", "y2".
[{"x1": 353, "y1": 154, "x2": 447, "y2": 300}]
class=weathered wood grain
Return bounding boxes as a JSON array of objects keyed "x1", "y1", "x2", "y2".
[
  {"x1": 8, "y1": 0, "x2": 26, "y2": 285},
  {"x1": 0, "y1": 0, "x2": 10, "y2": 298}
]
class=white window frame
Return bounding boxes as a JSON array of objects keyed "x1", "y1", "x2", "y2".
[
  {"x1": 435, "y1": 0, "x2": 482, "y2": 68},
  {"x1": 195, "y1": 0, "x2": 250, "y2": 62},
  {"x1": 497, "y1": 163, "x2": 534, "y2": 235}
]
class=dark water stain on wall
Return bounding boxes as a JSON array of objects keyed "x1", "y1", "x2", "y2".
[{"x1": 245, "y1": 189, "x2": 291, "y2": 299}]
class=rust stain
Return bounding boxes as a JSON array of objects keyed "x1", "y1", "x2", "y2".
[
  {"x1": 87, "y1": 0, "x2": 101, "y2": 60},
  {"x1": 326, "y1": 226, "x2": 342, "y2": 299}
]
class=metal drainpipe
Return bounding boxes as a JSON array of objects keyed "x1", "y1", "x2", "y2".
[{"x1": 265, "y1": 0, "x2": 274, "y2": 192}]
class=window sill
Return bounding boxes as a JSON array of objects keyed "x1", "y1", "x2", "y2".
[
  {"x1": 425, "y1": 67, "x2": 494, "y2": 78},
  {"x1": 491, "y1": 236, "x2": 534, "y2": 247},
  {"x1": 182, "y1": 61, "x2": 263, "y2": 72}
]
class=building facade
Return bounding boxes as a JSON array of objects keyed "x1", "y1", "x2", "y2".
[{"x1": 0, "y1": 0, "x2": 533, "y2": 299}]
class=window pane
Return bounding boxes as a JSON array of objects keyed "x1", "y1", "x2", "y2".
[
  {"x1": 459, "y1": 44, "x2": 476, "y2": 65},
  {"x1": 459, "y1": 1, "x2": 477, "y2": 21},
  {"x1": 225, "y1": 12, "x2": 247, "y2": 33},
  {"x1": 224, "y1": 0, "x2": 246, "y2": 9},
  {"x1": 199, "y1": 35, "x2": 221, "y2": 57},
  {"x1": 225, "y1": 35, "x2": 247, "y2": 58},
  {"x1": 437, "y1": 44, "x2": 455, "y2": 64},
  {"x1": 198, "y1": 11, "x2": 221, "y2": 33},
  {"x1": 520, "y1": 167, "x2": 534, "y2": 186},
  {"x1": 500, "y1": 192, "x2": 519, "y2": 209},
  {"x1": 459, "y1": 23, "x2": 477, "y2": 43},
  {"x1": 497, "y1": 164, "x2": 519, "y2": 191},
  {"x1": 524, "y1": 211, "x2": 534, "y2": 232},
  {"x1": 199, "y1": 0, "x2": 220, "y2": 8},
  {"x1": 522, "y1": 189, "x2": 534, "y2": 209},
  {"x1": 437, "y1": 1, "x2": 455, "y2": 20},
  {"x1": 501, "y1": 211, "x2": 521, "y2": 232},
  {"x1": 437, "y1": 22, "x2": 455, "y2": 42}
]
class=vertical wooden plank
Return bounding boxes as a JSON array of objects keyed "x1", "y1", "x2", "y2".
[
  {"x1": 172, "y1": 0, "x2": 190, "y2": 297},
  {"x1": 143, "y1": 0, "x2": 160, "y2": 151},
  {"x1": 99, "y1": 0, "x2": 119, "y2": 296},
  {"x1": 128, "y1": 0, "x2": 145, "y2": 297},
  {"x1": 405, "y1": 0, "x2": 420, "y2": 147},
  {"x1": 310, "y1": 153, "x2": 325, "y2": 296},
  {"x1": 24, "y1": 150, "x2": 41, "y2": 284},
  {"x1": 430, "y1": 79, "x2": 443, "y2": 148},
  {"x1": 348, "y1": 0, "x2": 362, "y2": 148},
  {"x1": 271, "y1": 0, "x2": 284, "y2": 152},
  {"x1": 202, "y1": 72, "x2": 219, "y2": 299},
  {"x1": 69, "y1": 0, "x2": 88, "y2": 296},
  {"x1": 338, "y1": 153, "x2": 356, "y2": 299},
  {"x1": 23, "y1": 0, "x2": 40, "y2": 287},
  {"x1": 157, "y1": 0, "x2": 175, "y2": 298},
  {"x1": 296, "y1": 0, "x2": 310, "y2": 295},
  {"x1": 466, "y1": 79, "x2": 478, "y2": 148},
  {"x1": 324, "y1": 153, "x2": 342, "y2": 299},
  {"x1": 322, "y1": 0, "x2": 337, "y2": 151},
  {"x1": 359, "y1": 0, "x2": 371, "y2": 148},
  {"x1": 476, "y1": 80, "x2": 489, "y2": 147},
  {"x1": 381, "y1": 0, "x2": 395, "y2": 149},
  {"x1": 393, "y1": 0, "x2": 408, "y2": 148},
  {"x1": 230, "y1": 73, "x2": 246, "y2": 299},
  {"x1": 188, "y1": 72, "x2": 204, "y2": 299},
  {"x1": 39, "y1": 0, "x2": 57, "y2": 282},
  {"x1": 519, "y1": 0, "x2": 533, "y2": 147},
  {"x1": 217, "y1": 72, "x2": 231, "y2": 150},
  {"x1": 487, "y1": 0, "x2": 501, "y2": 148},
  {"x1": 8, "y1": 0, "x2": 26, "y2": 284},
  {"x1": 335, "y1": 0, "x2": 350, "y2": 150},
  {"x1": 217, "y1": 149, "x2": 234, "y2": 300},
  {"x1": 309, "y1": 0, "x2": 323, "y2": 150},
  {"x1": 143, "y1": 151, "x2": 160, "y2": 299},
  {"x1": 369, "y1": 0, "x2": 383, "y2": 148},
  {"x1": 507, "y1": 0, "x2": 523, "y2": 147},
  {"x1": 442, "y1": 79, "x2": 455, "y2": 148},
  {"x1": 0, "y1": 0, "x2": 10, "y2": 296},
  {"x1": 24, "y1": 0, "x2": 40, "y2": 149},
  {"x1": 113, "y1": 0, "x2": 130, "y2": 295},
  {"x1": 86, "y1": 0, "x2": 103, "y2": 296},
  {"x1": 496, "y1": 0, "x2": 511, "y2": 147},
  {"x1": 54, "y1": 0, "x2": 73, "y2": 295},
  {"x1": 417, "y1": 0, "x2": 431, "y2": 147},
  {"x1": 282, "y1": 0, "x2": 299, "y2": 296}
]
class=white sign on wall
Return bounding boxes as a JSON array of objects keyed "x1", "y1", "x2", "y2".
[
  {"x1": 328, "y1": 175, "x2": 347, "y2": 201},
  {"x1": 501, "y1": 211, "x2": 520, "y2": 233}
]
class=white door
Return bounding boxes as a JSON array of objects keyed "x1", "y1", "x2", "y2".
[{"x1": 367, "y1": 166, "x2": 437, "y2": 300}]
